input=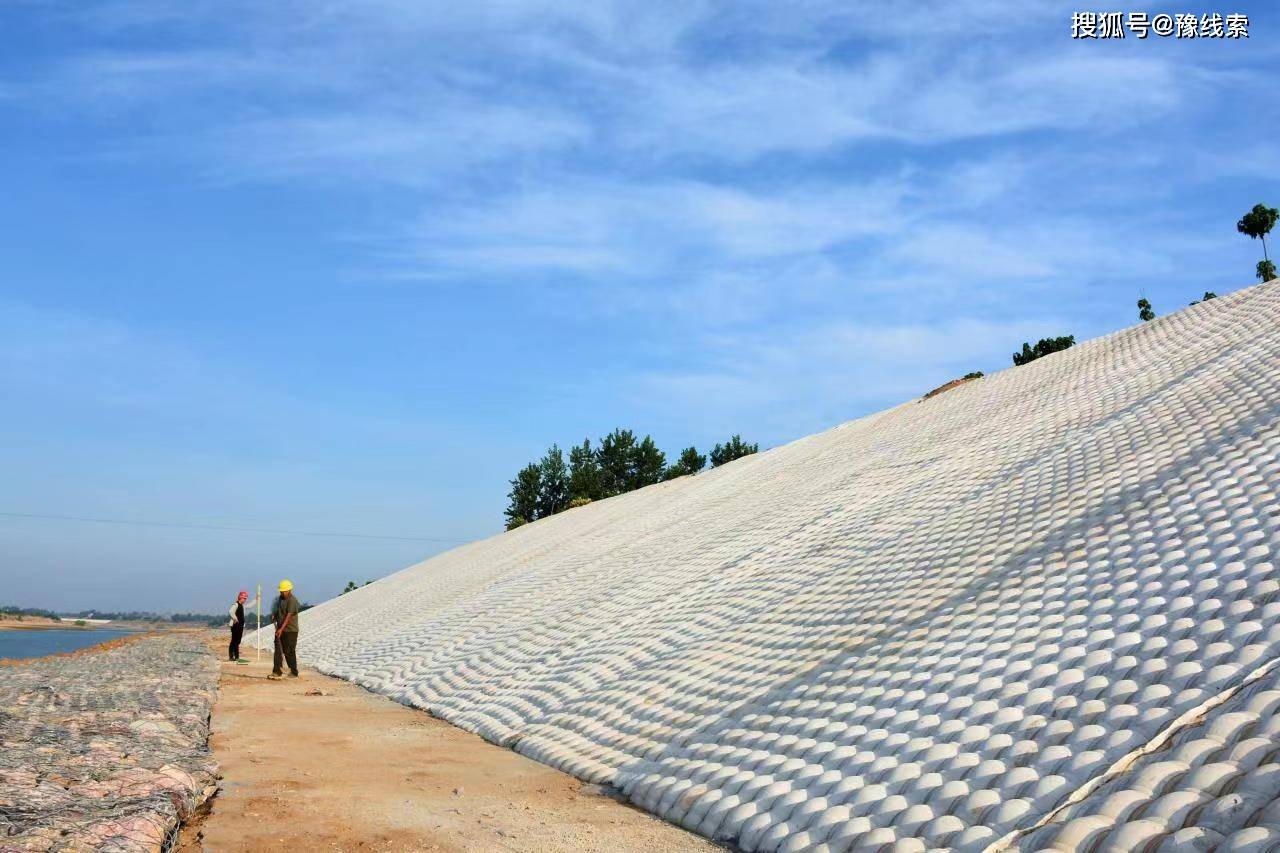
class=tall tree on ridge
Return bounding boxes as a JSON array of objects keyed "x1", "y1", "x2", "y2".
[
  {"x1": 631, "y1": 435, "x2": 667, "y2": 490},
  {"x1": 505, "y1": 463, "x2": 542, "y2": 529},
  {"x1": 1238, "y1": 203, "x2": 1278, "y2": 262},
  {"x1": 665, "y1": 446, "x2": 707, "y2": 480},
  {"x1": 568, "y1": 438, "x2": 603, "y2": 501},
  {"x1": 597, "y1": 428, "x2": 637, "y2": 497},
  {"x1": 537, "y1": 444, "x2": 570, "y2": 518}
]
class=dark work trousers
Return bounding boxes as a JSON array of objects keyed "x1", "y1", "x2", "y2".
[
  {"x1": 228, "y1": 624, "x2": 243, "y2": 660},
  {"x1": 273, "y1": 631, "x2": 299, "y2": 675}
]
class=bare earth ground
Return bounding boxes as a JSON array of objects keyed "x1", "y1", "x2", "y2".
[{"x1": 179, "y1": 637, "x2": 721, "y2": 852}]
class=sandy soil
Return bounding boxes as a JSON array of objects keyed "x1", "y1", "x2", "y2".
[
  {"x1": 0, "y1": 615, "x2": 84, "y2": 630},
  {"x1": 178, "y1": 638, "x2": 721, "y2": 852},
  {"x1": 0, "y1": 616, "x2": 172, "y2": 631},
  {"x1": 921, "y1": 374, "x2": 980, "y2": 400}
]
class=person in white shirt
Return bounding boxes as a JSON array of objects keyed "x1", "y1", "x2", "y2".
[{"x1": 227, "y1": 590, "x2": 256, "y2": 664}]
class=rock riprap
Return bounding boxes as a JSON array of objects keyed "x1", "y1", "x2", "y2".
[
  {"x1": 252, "y1": 281, "x2": 1280, "y2": 851},
  {"x1": 0, "y1": 635, "x2": 218, "y2": 852}
]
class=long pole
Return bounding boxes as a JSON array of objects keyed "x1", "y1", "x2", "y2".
[{"x1": 256, "y1": 583, "x2": 262, "y2": 662}]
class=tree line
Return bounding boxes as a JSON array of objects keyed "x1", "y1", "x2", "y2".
[
  {"x1": 505, "y1": 430, "x2": 758, "y2": 529},
  {"x1": 1, "y1": 604, "x2": 238, "y2": 628},
  {"x1": 1, "y1": 605, "x2": 61, "y2": 620}
]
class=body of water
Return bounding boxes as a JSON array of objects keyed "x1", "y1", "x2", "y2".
[{"x1": 0, "y1": 628, "x2": 134, "y2": 659}]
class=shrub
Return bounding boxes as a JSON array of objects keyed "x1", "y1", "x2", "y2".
[
  {"x1": 710, "y1": 435, "x2": 759, "y2": 467},
  {"x1": 1012, "y1": 336, "x2": 1075, "y2": 366}
]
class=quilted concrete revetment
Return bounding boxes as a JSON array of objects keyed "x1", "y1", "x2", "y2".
[{"x1": 252, "y1": 280, "x2": 1280, "y2": 852}]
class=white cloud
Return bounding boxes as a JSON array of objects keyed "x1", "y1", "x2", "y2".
[
  {"x1": 18, "y1": 0, "x2": 1207, "y2": 180},
  {"x1": 620, "y1": 49, "x2": 1193, "y2": 160},
  {"x1": 628, "y1": 315, "x2": 1066, "y2": 442},
  {"x1": 199, "y1": 106, "x2": 590, "y2": 186},
  {"x1": 379, "y1": 175, "x2": 907, "y2": 280}
]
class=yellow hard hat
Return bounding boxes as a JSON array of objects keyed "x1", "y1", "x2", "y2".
[{"x1": 278, "y1": 579, "x2": 294, "y2": 592}]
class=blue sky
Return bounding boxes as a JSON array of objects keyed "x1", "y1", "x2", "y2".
[{"x1": 2, "y1": 1, "x2": 1276, "y2": 612}]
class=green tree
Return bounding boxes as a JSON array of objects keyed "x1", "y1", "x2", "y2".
[
  {"x1": 568, "y1": 439, "x2": 603, "y2": 501},
  {"x1": 962, "y1": 371, "x2": 984, "y2": 379},
  {"x1": 1238, "y1": 203, "x2": 1278, "y2": 261},
  {"x1": 536, "y1": 444, "x2": 570, "y2": 518},
  {"x1": 1012, "y1": 335, "x2": 1075, "y2": 366},
  {"x1": 631, "y1": 435, "x2": 667, "y2": 489},
  {"x1": 1259, "y1": 260, "x2": 1277, "y2": 283},
  {"x1": 597, "y1": 428, "x2": 637, "y2": 496},
  {"x1": 680, "y1": 445, "x2": 707, "y2": 473},
  {"x1": 664, "y1": 446, "x2": 707, "y2": 480},
  {"x1": 710, "y1": 434, "x2": 759, "y2": 467},
  {"x1": 342, "y1": 581, "x2": 358, "y2": 594},
  {"x1": 505, "y1": 463, "x2": 542, "y2": 528},
  {"x1": 1138, "y1": 298, "x2": 1155, "y2": 321}
]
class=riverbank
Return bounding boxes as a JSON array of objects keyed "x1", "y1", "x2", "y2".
[
  {"x1": 179, "y1": 637, "x2": 718, "y2": 852},
  {"x1": 0, "y1": 615, "x2": 87, "y2": 630},
  {"x1": 0, "y1": 634, "x2": 218, "y2": 850},
  {"x1": 0, "y1": 615, "x2": 170, "y2": 632}
]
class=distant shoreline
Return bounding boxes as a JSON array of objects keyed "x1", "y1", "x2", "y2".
[
  {"x1": 0, "y1": 616, "x2": 90, "y2": 632},
  {"x1": 0, "y1": 616, "x2": 160, "y2": 633}
]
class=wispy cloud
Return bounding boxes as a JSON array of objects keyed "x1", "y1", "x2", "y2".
[
  {"x1": 6, "y1": 0, "x2": 1272, "y2": 421},
  {"x1": 380, "y1": 175, "x2": 908, "y2": 278},
  {"x1": 15, "y1": 1, "x2": 1205, "y2": 174},
  {"x1": 629, "y1": 315, "x2": 1066, "y2": 442}
]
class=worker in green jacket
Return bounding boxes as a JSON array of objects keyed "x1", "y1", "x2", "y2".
[{"x1": 268, "y1": 579, "x2": 301, "y2": 680}]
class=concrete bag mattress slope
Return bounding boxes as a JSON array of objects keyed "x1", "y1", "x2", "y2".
[{"x1": 252, "y1": 281, "x2": 1280, "y2": 852}]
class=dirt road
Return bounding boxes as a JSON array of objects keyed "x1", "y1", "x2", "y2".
[{"x1": 178, "y1": 639, "x2": 719, "y2": 852}]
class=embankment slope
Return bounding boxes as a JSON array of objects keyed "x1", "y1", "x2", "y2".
[{"x1": 253, "y1": 281, "x2": 1280, "y2": 851}]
